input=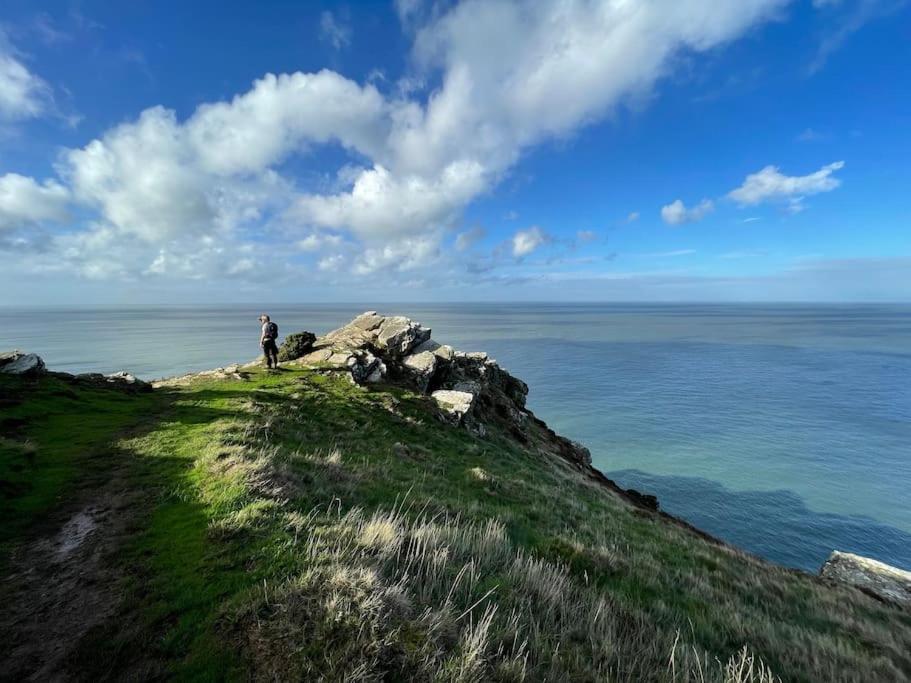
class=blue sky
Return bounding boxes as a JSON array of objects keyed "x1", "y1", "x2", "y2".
[{"x1": 0, "y1": 0, "x2": 908, "y2": 303}]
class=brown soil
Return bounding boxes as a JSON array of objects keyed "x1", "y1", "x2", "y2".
[{"x1": 0, "y1": 481, "x2": 143, "y2": 682}]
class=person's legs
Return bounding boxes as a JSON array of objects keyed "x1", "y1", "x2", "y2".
[
  {"x1": 262, "y1": 343, "x2": 272, "y2": 368},
  {"x1": 269, "y1": 340, "x2": 279, "y2": 367}
]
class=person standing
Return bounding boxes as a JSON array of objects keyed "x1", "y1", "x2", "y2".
[{"x1": 259, "y1": 314, "x2": 279, "y2": 369}]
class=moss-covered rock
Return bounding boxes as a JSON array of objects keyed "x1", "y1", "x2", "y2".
[{"x1": 277, "y1": 331, "x2": 317, "y2": 362}]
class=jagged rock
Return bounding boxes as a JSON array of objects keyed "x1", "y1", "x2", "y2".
[
  {"x1": 402, "y1": 351, "x2": 438, "y2": 393},
  {"x1": 0, "y1": 351, "x2": 46, "y2": 376},
  {"x1": 413, "y1": 338, "x2": 454, "y2": 361},
  {"x1": 820, "y1": 551, "x2": 911, "y2": 607},
  {"x1": 278, "y1": 331, "x2": 317, "y2": 362},
  {"x1": 569, "y1": 440, "x2": 593, "y2": 467},
  {"x1": 347, "y1": 350, "x2": 386, "y2": 384},
  {"x1": 432, "y1": 390, "x2": 474, "y2": 419},
  {"x1": 349, "y1": 311, "x2": 385, "y2": 332},
  {"x1": 375, "y1": 316, "x2": 430, "y2": 357}
]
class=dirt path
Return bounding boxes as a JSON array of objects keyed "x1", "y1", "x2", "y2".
[{"x1": 0, "y1": 479, "x2": 143, "y2": 681}]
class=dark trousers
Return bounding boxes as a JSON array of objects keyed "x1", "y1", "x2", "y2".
[{"x1": 262, "y1": 339, "x2": 279, "y2": 367}]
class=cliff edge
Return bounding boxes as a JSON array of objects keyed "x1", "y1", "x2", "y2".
[{"x1": 2, "y1": 312, "x2": 910, "y2": 682}]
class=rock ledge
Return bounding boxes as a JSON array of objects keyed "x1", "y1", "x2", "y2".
[{"x1": 820, "y1": 551, "x2": 911, "y2": 607}]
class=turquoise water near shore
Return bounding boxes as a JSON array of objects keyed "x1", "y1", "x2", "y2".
[{"x1": 2, "y1": 303, "x2": 909, "y2": 572}]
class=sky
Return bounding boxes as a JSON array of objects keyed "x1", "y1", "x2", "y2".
[{"x1": 0, "y1": 0, "x2": 908, "y2": 304}]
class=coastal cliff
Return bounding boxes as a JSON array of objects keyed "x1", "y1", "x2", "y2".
[{"x1": 1, "y1": 313, "x2": 910, "y2": 682}]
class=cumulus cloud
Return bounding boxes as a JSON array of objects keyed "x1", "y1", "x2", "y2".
[
  {"x1": 0, "y1": 39, "x2": 52, "y2": 120},
  {"x1": 0, "y1": 173, "x2": 70, "y2": 232},
  {"x1": 353, "y1": 233, "x2": 442, "y2": 275},
  {"x1": 661, "y1": 199, "x2": 715, "y2": 225},
  {"x1": 2, "y1": 0, "x2": 788, "y2": 283},
  {"x1": 512, "y1": 226, "x2": 547, "y2": 257},
  {"x1": 728, "y1": 161, "x2": 844, "y2": 206}
]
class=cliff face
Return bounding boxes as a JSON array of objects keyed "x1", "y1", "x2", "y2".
[{"x1": 2, "y1": 313, "x2": 911, "y2": 682}]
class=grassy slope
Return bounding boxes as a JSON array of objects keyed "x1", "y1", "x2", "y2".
[{"x1": 1, "y1": 367, "x2": 910, "y2": 682}]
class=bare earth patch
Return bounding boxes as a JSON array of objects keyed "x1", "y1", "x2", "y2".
[{"x1": 0, "y1": 483, "x2": 140, "y2": 681}]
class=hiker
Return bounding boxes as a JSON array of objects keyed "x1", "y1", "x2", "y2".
[{"x1": 259, "y1": 314, "x2": 280, "y2": 369}]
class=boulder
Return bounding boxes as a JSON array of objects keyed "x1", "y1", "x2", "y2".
[
  {"x1": 413, "y1": 338, "x2": 454, "y2": 361},
  {"x1": 347, "y1": 350, "x2": 386, "y2": 384},
  {"x1": 402, "y1": 351, "x2": 438, "y2": 393},
  {"x1": 820, "y1": 551, "x2": 911, "y2": 607},
  {"x1": 0, "y1": 351, "x2": 46, "y2": 376},
  {"x1": 375, "y1": 316, "x2": 430, "y2": 357},
  {"x1": 432, "y1": 390, "x2": 474, "y2": 420},
  {"x1": 278, "y1": 331, "x2": 317, "y2": 362}
]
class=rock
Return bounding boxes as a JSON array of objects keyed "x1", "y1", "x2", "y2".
[
  {"x1": 375, "y1": 316, "x2": 430, "y2": 357},
  {"x1": 278, "y1": 331, "x2": 317, "y2": 362},
  {"x1": 413, "y1": 339, "x2": 454, "y2": 361},
  {"x1": 299, "y1": 348, "x2": 334, "y2": 364},
  {"x1": 76, "y1": 371, "x2": 152, "y2": 392},
  {"x1": 820, "y1": 551, "x2": 911, "y2": 607},
  {"x1": 0, "y1": 351, "x2": 46, "y2": 376},
  {"x1": 568, "y1": 440, "x2": 593, "y2": 467},
  {"x1": 624, "y1": 488, "x2": 659, "y2": 511},
  {"x1": 347, "y1": 350, "x2": 386, "y2": 384},
  {"x1": 432, "y1": 390, "x2": 474, "y2": 420},
  {"x1": 349, "y1": 311, "x2": 385, "y2": 332},
  {"x1": 402, "y1": 351, "x2": 438, "y2": 393}
]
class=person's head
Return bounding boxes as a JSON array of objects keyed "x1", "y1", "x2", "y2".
[{"x1": 258, "y1": 314, "x2": 270, "y2": 323}]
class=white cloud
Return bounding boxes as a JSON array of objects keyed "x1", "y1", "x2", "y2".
[
  {"x1": 2, "y1": 0, "x2": 788, "y2": 283},
  {"x1": 728, "y1": 161, "x2": 844, "y2": 206},
  {"x1": 0, "y1": 173, "x2": 70, "y2": 232},
  {"x1": 291, "y1": 160, "x2": 487, "y2": 239},
  {"x1": 320, "y1": 11, "x2": 352, "y2": 50},
  {"x1": 352, "y1": 233, "x2": 441, "y2": 275},
  {"x1": 0, "y1": 42, "x2": 51, "y2": 120},
  {"x1": 512, "y1": 226, "x2": 547, "y2": 257},
  {"x1": 297, "y1": 233, "x2": 344, "y2": 251},
  {"x1": 318, "y1": 254, "x2": 345, "y2": 272},
  {"x1": 626, "y1": 211, "x2": 640, "y2": 223},
  {"x1": 661, "y1": 198, "x2": 715, "y2": 225},
  {"x1": 455, "y1": 226, "x2": 486, "y2": 251}
]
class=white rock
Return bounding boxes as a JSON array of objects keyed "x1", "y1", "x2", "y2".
[
  {"x1": 0, "y1": 351, "x2": 46, "y2": 376},
  {"x1": 820, "y1": 551, "x2": 911, "y2": 607},
  {"x1": 403, "y1": 351, "x2": 438, "y2": 392},
  {"x1": 413, "y1": 338, "x2": 454, "y2": 361},
  {"x1": 431, "y1": 390, "x2": 474, "y2": 418},
  {"x1": 375, "y1": 316, "x2": 430, "y2": 357}
]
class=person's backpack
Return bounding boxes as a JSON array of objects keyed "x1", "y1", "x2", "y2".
[{"x1": 266, "y1": 321, "x2": 278, "y2": 339}]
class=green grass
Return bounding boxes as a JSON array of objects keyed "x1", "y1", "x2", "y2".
[
  {"x1": 0, "y1": 374, "x2": 160, "y2": 557},
  {"x1": 2, "y1": 367, "x2": 910, "y2": 681}
]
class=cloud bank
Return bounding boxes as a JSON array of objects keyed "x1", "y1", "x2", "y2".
[{"x1": 1, "y1": 0, "x2": 790, "y2": 285}]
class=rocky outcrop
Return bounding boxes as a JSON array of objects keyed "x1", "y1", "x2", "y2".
[
  {"x1": 282, "y1": 311, "x2": 598, "y2": 470},
  {"x1": 820, "y1": 551, "x2": 911, "y2": 607},
  {"x1": 0, "y1": 351, "x2": 46, "y2": 376}
]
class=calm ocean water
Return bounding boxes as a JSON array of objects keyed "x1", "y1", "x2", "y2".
[{"x1": 1, "y1": 303, "x2": 909, "y2": 572}]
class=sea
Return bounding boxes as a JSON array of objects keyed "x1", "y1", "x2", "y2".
[{"x1": 1, "y1": 303, "x2": 909, "y2": 573}]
